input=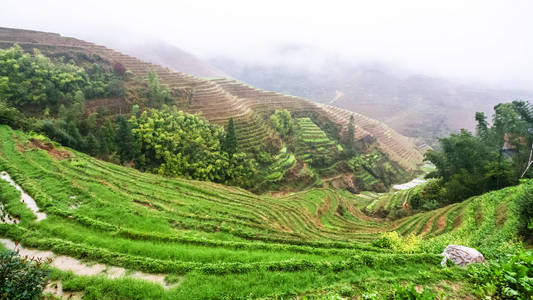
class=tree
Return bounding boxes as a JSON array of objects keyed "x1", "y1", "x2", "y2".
[
  {"x1": 106, "y1": 78, "x2": 125, "y2": 98},
  {"x1": 0, "y1": 45, "x2": 87, "y2": 106},
  {"x1": 98, "y1": 119, "x2": 116, "y2": 157},
  {"x1": 0, "y1": 100, "x2": 27, "y2": 130},
  {"x1": 270, "y1": 109, "x2": 294, "y2": 138},
  {"x1": 115, "y1": 116, "x2": 137, "y2": 164},
  {"x1": 425, "y1": 128, "x2": 517, "y2": 203},
  {"x1": 343, "y1": 115, "x2": 356, "y2": 155},
  {"x1": 144, "y1": 71, "x2": 173, "y2": 105},
  {"x1": 475, "y1": 112, "x2": 489, "y2": 141},
  {"x1": 223, "y1": 118, "x2": 238, "y2": 157},
  {"x1": 129, "y1": 109, "x2": 256, "y2": 185},
  {"x1": 86, "y1": 133, "x2": 99, "y2": 156}
]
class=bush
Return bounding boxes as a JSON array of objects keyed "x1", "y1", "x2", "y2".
[
  {"x1": 0, "y1": 100, "x2": 28, "y2": 130},
  {"x1": 270, "y1": 109, "x2": 294, "y2": 138},
  {"x1": 0, "y1": 250, "x2": 49, "y2": 300},
  {"x1": 516, "y1": 184, "x2": 533, "y2": 239},
  {"x1": 389, "y1": 283, "x2": 436, "y2": 299},
  {"x1": 373, "y1": 232, "x2": 421, "y2": 253},
  {"x1": 469, "y1": 250, "x2": 533, "y2": 299}
]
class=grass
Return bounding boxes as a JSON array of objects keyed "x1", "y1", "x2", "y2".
[{"x1": 0, "y1": 125, "x2": 528, "y2": 299}]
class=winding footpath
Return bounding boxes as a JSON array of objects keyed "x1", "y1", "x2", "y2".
[{"x1": 0, "y1": 171, "x2": 180, "y2": 291}]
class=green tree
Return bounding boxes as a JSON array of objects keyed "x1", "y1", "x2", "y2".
[
  {"x1": 86, "y1": 133, "x2": 99, "y2": 156},
  {"x1": 98, "y1": 119, "x2": 116, "y2": 157},
  {"x1": 475, "y1": 112, "x2": 489, "y2": 140},
  {"x1": 129, "y1": 109, "x2": 256, "y2": 185},
  {"x1": 343, "y1": 115, "x2": 356, "y2": 155},
  {"x1": 425, "y1": 129, "x2": 517, "y2": 203},
  {"x1": 270, "y1": 109, "x2": 294, "y2": 138},
  {"x1": 143, "y1": 71, "x2": 173, "y2": 105},
  {"x1": 0, "y1": 45, "x2": 87, "y2": 106},
  {"x1": 223, "y1": 118, "x2": 238, "y2": 157},
  {"x1": 0, "y1": 100, "x2": 27, "y2": 130},
  {"x1": 115, "y1": 116, "x2": 137, "y2": 164}
]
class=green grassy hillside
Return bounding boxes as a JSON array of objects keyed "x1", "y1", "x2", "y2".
[{"x1": 0, "y1": 125, "x2": 528, "y2": 299}]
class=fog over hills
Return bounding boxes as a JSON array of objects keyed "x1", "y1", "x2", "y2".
[
  {"x1": 210, "y1": 52, "x2": 533, "y2": 147},
  {"x1": 108, "y1": 39, "x2": 228, "y2": 78}
]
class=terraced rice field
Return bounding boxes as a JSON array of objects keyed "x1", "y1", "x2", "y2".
[
  {"x1": 0, "y1": 125, "x2": 527, "y2": 299},
  {"x1": 0, "y1": 27, "x2": 425, "y2": 172},
  {"x1": 295, "y1": 118, "x2": 338, "y2": 163}
]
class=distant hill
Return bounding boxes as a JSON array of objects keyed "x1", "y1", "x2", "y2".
[
  {"x1": 105, "y1": 39, "x2": 229, "y2": 78},
  {"x1": 210, "y1": 56, "x2": 533, "y2": 147}
]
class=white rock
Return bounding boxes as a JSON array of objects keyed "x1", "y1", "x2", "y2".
[{"x1": 441, "y1": 245, "x2": 485, "y2": 267}]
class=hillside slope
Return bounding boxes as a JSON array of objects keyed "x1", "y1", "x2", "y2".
[
  {"x1": 0, "y1": 125, "x2": 528, "y2": 298},
  {"x1": 211, "y1": 56, "x2": 533, "y2": 147},
  {"x1": 0, "y1": 27, "x2": 424, "y2": 177},
  {"x1": 105, "y1": 38, "x2": 229, "y2": 78}
]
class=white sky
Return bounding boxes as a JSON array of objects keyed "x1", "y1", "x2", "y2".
[{"x1": 1, "y1": 0, "x2": 532, "y2": 90}]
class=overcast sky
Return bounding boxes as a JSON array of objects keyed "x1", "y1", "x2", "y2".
[{"x1": 1, "y1": 0, "x2": 532, "y2": 90}]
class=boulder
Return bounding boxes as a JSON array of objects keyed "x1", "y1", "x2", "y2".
[{"x1": 441, "y1": 245, "x2": 485, "y2": 267}]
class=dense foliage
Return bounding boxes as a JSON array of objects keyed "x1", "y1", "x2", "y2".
[
  {"x1": 222, "y1": 117, "x2": 237, "y2": 157},
  {"x1": 389, "y1": 283, "x2": 436, "y2": 300},
  {"x1": 0, "y1": 45, "x2": 123, "y2": 107},
  {"x1": 516, "y1": 183, "x2": 533, "y2": 239},
  {"x1": 270, "y1": 109, "x2": 294, "y2": 138},
  {"x1": 141, "y1": 71, "x2": 173, "y2": 106},
  {"x1": 0, "y1": 250, "x2": 49, "y2": 300},
  {"x1": 418, "y1": 101, "x2": 532, "y2": 207},
  {"x1": 130, "y1": 109, "x2": 256, "y2": 185},
  {"x1": 469, "y1": 251, "x2": 532, "y2": 299}
]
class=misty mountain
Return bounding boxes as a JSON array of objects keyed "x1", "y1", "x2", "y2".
[
  {"x1": 210, "y1": 56, "x2": 533, "y2": 147},
  {"x1": 91, "y1": 36, "x2": 228, "y2": 78}
]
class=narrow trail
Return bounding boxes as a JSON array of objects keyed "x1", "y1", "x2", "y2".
[
  {"x1": 0, "y1": 171, "x2": 47, "y2": 221},
  {"x1": 0, "y1": 239, "x2": 181, "y2": 290},
  {"x1": 0, "y1": 171, "x2": 181, "y2": 290}
]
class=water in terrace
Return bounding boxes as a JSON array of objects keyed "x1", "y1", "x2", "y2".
[{"x1": 0, "y1": 171, "x2": 47, "y2": 221}]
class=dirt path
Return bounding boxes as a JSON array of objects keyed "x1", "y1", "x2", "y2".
[
  {"x1": 0, "y1": 239, "x2": 181, "y2": 290},
  {"x1": 0, "y1": 171, "x2": 47, "y2": 221}
]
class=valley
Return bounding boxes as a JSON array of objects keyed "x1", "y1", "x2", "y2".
[{"x1": 0, "y1": 25, "x2": 531, "y2": 300}]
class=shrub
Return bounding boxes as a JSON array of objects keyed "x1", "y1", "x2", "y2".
[
  {"x1": 112, "y1": 62, "x2": 126, "y2": 76},
  {"x1": 389, "y1": 283, "x2": 436, "y2": 299},
  {"x1": 468, "y1": 250, "x2": 532, "y2": 299},
  {"x1": 516, "y1": 184, "x2": 533, "y2": 239},
  {"x1": 373, "y1": 232, "x2": 421, "y2": 253},
  {"x1": 0, "y1": 250, "x2": 49, "y2": 300},
  {"x1": 270, "y1": 109, "x2": 294, "y2": 138},
  {"x1": 338, "y1": 285, "x2": 354, "y2": 297}
]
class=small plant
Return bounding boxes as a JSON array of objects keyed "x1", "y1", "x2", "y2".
[
  {"x1": 0, "y1": 250, "x2": 50, "y2": 300},
  {"x1": 468, "y1": 250, "x2": 532, "y2": 299},
  {"x1": 338, "y1": 285, "x2": 354, "y2": 297},
  {"x1": 389, "y1": 283, "x2": 436, "y2": 299}
]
